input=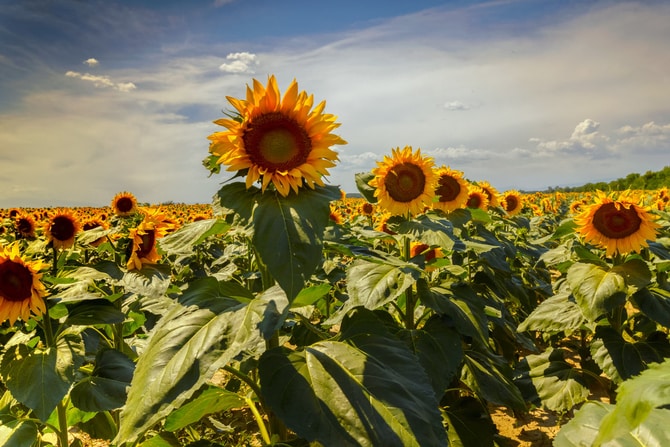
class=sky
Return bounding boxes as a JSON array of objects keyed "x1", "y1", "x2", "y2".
[{"x1": 1, "y1": 0, "x2": 669, "y2": 208}]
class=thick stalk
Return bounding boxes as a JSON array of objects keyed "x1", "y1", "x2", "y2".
[
  {"x1": 42, "y1": 313, "x2": 69, "y2": 447},
  {"x1": 402, "y1": 234, "x2": 416, "y2": 330}
]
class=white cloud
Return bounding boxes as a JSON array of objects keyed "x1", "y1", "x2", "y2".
[
  {"x1": 84, "y1": 58, "x2": 99, "y2": 67},
  {"x1": 443, "y1": 100, "x2": 469, "y2": 111},
  {"x1": 219, "y1": 52, "x2": 258, "y2": 73},
  {"x1": 65, "y1": 71, "x2": 136, "y2": 92}
]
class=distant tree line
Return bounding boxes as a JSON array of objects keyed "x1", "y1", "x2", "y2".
[{"x1": 541, "y1": 165, "x2": 670, "y2": 193}]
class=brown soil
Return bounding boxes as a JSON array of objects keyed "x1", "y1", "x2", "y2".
[{"x1": 490, "y1": 405, "x2": 562, "y2": 447}]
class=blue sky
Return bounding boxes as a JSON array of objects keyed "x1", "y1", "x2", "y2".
[{"x1": 1, "y1": 0, "x2": 669, "y2": 207}]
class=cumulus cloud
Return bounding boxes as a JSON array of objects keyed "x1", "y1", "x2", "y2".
[
  {"x1": 219, "y1": 52, "x2": 258, "y2": 73},
  {"x1": 84, "y1": 58, "x2": 99, "y2": 67},
  {"x1": 65, "y1": 71, "x2": 136, "y2": 92},
  {"x1": 516, "y1": 119, "x2": 610, "y2": 158},
  {"x1": 443, "y1": 100, "x2": 469, "y2": 111}
]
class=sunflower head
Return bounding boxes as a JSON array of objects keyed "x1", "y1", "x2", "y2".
[
  {"x1": 0, "y1": 242, "x2": 48, "y2": 325},
  {"x1": 208, "y1": 75, "x2": 347, "y2": 197},
  {"x1": 432, "y1": 166, "x2": 470, "y2": 213},
  {"x1": 574, "y1": 191, "x2": 660, "y2": 257},
  {"x1": 126, "y1": 208, "x2": 174, "y2": 271},
  {"x1": 501, "y1": 190, "x2": 524, "y2": 216},
  {"x1": 14, "y1": 212, "x2": 37, "y2": 239},
  {"x1": 477, "y1": 181, "x2": 500, "y2": 208},
  {"x1": 111, "y1": 191, "x2": 138, "y2": 217},
  {"x1": 466, "y1": 185, "x2": 490, "y2": 210},
  {"x1": 368, "y1": 146, "x2": 437, "y2": 216},
  {"x1": 45, "y1": 209, "x2": 81, "y2": 250}
]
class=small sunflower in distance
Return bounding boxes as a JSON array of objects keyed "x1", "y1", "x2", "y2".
[
  {"x1": 501, "y1": 190, "x2": 524, "y2": 216},
  {"x1": 45, "y1": 209, "x2": 81, "y2": 250},
  {"x1": 111, "y1": 191, "x2": 138, "y2": 217},
  {"x1": 126, "y1": 208, "x2": 174, "y2": 271},
  {"x1": 0, "y1": 242, "x2": 48, "y2": 325},
  {"x1": 574, "y1": 191, "x2": 659, "y2": 257},
  {"x1": 432, "y1": 166, "x2": 470, "y2": 213},
  {"x1": 369, "y1": 146, "x2": 437, "y2": 216},
  {"x1": 14, "y1": 212, "x2": 37, "y2": 239},
  {"x1": 466, "y1": 185, "x2": 490, "y2": 210},
  {"x1": 477, "y1": 181, "x2": 500, "y2": 208},
  {"x1": 208, "y1": 75, "x2": 347, "y2": 196}
]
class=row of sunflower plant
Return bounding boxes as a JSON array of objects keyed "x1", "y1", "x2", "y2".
[{"x1": 1, "y1": 74, "x2": 669, "y2": 446}]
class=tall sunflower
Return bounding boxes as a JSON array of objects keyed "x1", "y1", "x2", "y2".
[
  {"x1": 574, "y1": 191, "x2": 660, "y2": 257},
  {"x1": 369, "y1": 146, "x2": 437, "y2": 216},
  {"x1": 45, "y1": 209, "x2": 81, "y2": 250},
  {"x1": 0, "y1": 242, "x2": 48, "y2": 325},
  {"x1": 501, "y1": 190, "x2": 524, "y2": 216},
  {"x1": 208, "y1": 75, "x2": 347, "y2": 196},
  {"x1": 111, "y1": 191, "x2": 138, "y2": 217},
  {"x1": 126, "y1": 208, "x2": 174, "y2": 271},
  {"x1": 432, "y1": 166, "x2": 469, "y2": 213}
]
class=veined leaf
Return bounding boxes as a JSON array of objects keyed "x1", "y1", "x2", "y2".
[
  {"x1": 163, "y1": 386, "x2": 244, "y2": 432},
  {"x1": 252, "y1": 184, "x2": 340, "y2": 301},
  {"x1": 115, "y1": 278, "x2": 288, "y2": 443},
  {"x1": 514, "y1": 348, "x2": 589, "y2": 413},
  {"x1": 259, "y1": 338, "x2": 447, "y2": 447},
  {"x1": 590, "y1": 326, "x2": 670, "y2": 384},
  {"x1": 517, "y1": 291, "x2": 584, "y2": 335},
  {"x1": 462, "y1": 351, "x2": 526, "y2": 412},
  {"x1": 0, "y1": 329, "x2": 84, "y2": 422},
  {"x1": 593, "y1": 358, "x2": 670, "y2": 446},
  {"x1": 554, "y1": 401, "x2": 670, "y2": 447},
  {"x1": 159, "y1": 218, "x2": 230, "y2": 256},
  {"x1": 567, "y1": 262, "x2": 627, "y2": 322},
  {"x1": 633, "y1": 287, "x2": 670, "y2": 327},
  {"x1": 326, "y1": 257, "x2": 418, "y2": 324},
  {"x1": 0, "y1": 419, "x2": 38, "y2": 447}
]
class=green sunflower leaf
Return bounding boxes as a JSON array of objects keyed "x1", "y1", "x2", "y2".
[
  {"x1": 567, "y1": 262, "x2": 627, "y2": 322},
  {"x1": 158, "y1": 218, "x2": 230, "y2": 257},
  {"x1": 115, "y1": 278, "x2": 288, "y2": 444},
  {"x1": 0, "y1": 329, "x2": 84, "y2": 422},
  {"x1": 514, "y1": 347, "x2": 590, "y2": 413},
  {"x1": 252, "y1": 184, "x2": 340, "y2": 301},
  {"x1": 259, "y1": 335, "x2": 447, "y2": 446}
]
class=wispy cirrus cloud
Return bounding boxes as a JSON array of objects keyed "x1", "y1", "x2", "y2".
[{"x1": 65, "y1": 71, "x2": 137, "y2": 92}]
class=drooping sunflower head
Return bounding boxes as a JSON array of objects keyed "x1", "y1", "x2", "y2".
[
  {"x1": 477, "y1": 181, "x2": 500, "y2": 208},
  {"x1": 432, "y1": 166, "x2": 470, "y2": 213},
  {"x1": 208, "y1": 75, "x2": 347, "y2": 196},
  {"x1": 0, "y1": 242, "x2": 48, "y2": 325},
  {"x1": 45, "y1": 209, "x2": 81, "y2": 250},
  {"x1": 125, "y1": 208, "x2": 174, "y2": 271},
  {"x1": 574, "y1": 191, "x2": 660, "y2": 257},
  {"x1": 368, "y1": 146, "x2": 437, "y2": 216},
  {"x1": 466, "y1": 185, "x2": 490, "y2": 210},
  {"x1": 111, "y1": 191, "x2": 138, "y2": 217},
  {"x1": 501, "y1": 190, "x2": 524, "y2": 216}
]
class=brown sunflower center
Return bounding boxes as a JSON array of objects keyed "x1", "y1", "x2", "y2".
[
  {"x1": 467, "y1": 194, "x2": 483, "y2": 208},
  {"x1": 361, "y1": 203, "x2": 374, "y2": 215},
  {"x1": 16, "y1": 218, "x2": 34, "y2": 235},
  {"x1": 243, "y1": 112, "x2": 312, "y2": 172},
  {"x1": 138, "y1": 230, "x2": 156, "y2": 258},
  {"x1": 50, "y1": 216, "x2": 76, "y2": 242},
  {"x1": 116, "y1": 197, "x2": 135, "y2": 213},
  {"x1": 384, "y1": 163, "x2": 426, "y2": 203},
  {"x1": 592, "y1": 202, "x2": 642, "y2": 239},
  {"x1": 436, "y1": 175, "x2": 461, "y2": 202},
  {"x1": 0, "y1": 260, "x2": 33, "y2": 302},
  {"x1": 504, "y1": 196, "x2": 519, "y2": 212}
]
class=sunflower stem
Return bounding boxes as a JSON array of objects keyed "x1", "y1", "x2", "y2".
[
  {"x1": 42, "y1": 313, "x2": 70, "y2": 447},
  {"x1": 402, "y1": 233, "x2": 416, "y2": 330}
]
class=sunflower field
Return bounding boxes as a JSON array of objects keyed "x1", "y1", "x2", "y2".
[{"x1": 1, "y1": 77, "x2": 670, "y2": 447}]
